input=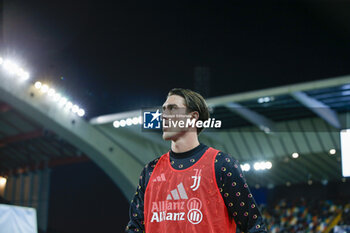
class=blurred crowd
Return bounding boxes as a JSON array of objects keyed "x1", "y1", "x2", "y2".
[{"x1": 260, "y1": 198, "x2": 350, "y2": 233}]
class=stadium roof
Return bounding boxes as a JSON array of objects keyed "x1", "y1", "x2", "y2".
[{"x1": 90, "y1": 75, "x2": 350, "y2": 191}]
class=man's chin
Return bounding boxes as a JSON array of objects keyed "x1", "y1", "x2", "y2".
[
  {"x1": 162, "y1": 131, "x2": 174, "y2": 140},
  {"x1": 163, "y1": 131, "x2": 181, "y2": 141}
]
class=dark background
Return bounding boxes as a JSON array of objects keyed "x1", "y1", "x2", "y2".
[
  {"x1": 1, "y1": 1, "x2": 350, "y2": 232},
  {"x1": 2, "y1": 0, "x2": 350, "y2": 118}
]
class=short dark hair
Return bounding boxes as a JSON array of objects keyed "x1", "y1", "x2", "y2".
[{"x1": 167, "y1": 88, "x2": 210, "y2": 134}]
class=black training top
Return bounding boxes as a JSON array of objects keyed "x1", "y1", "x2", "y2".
[{"x1": 125, "y1": 143, "x2": 267, "y2": 233}]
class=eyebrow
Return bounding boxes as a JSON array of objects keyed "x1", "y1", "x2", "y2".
[{"x1": 162, "y1": 104, "x2": 178, "y2": 110}]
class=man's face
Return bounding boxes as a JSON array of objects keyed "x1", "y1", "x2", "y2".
[{"x1": 161, "y1": 95, "x2": 193, "y2": 141}]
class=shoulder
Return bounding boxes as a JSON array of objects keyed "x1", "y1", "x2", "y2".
[
  {"x1": 213, "y1": 150, "x2": 245, "y2": 177},
  {"x1": 145, "y1": 151, "x2": 168, "y2": 170},
  {"x1": 142, "y1": 152, "x2": 168, "y2": 186},
  {"x1": 213, "y1": 149, "x2": 240, "y2": 166}
]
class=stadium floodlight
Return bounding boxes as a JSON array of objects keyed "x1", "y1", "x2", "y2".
[
  {"x1": 34, "y1": 81, "x2": 42, "y2": 89},
  {"x1": 341, "y1": 129, "x2": 350, "y2": 177},
  {"x1": 21, "y1": 71, "x2": 30, "y2": 80},
  {"x1": 257, "y1": 98, "x2": 264, "y2": 104},
  {"x1": 53, "y1": 93, "x2": 62, "y2": 102},
  {"x1": 3, "y1": 60, "x2": 19, "y2": 75},
  {"x1": 329, "y1": 149, "x2": 336, "y2": 155},
  {"x1": 113, "y1": 120, "x2": 120, "y2": 128},
  {"x1": 292, "y1": 152, "x2": 299, "y2": 159},
  {"x1": 72, "y1": 105, "x2": 79, "y2": 113},
  {"x1": 257, "y1": 96, "x2": 274, "y2": 104},
  {"x1": 265, "y1": 161, "x2": 272, "y2": 169},
  {"x1": 0, "y1": 58, "x2": 30, "y2": 81},
  {"x1": 126, "y1": 118, "x2": 133, "y2": 126},
  {"x1": 241, "y1": 163, "x2": 251, "y2": 172},
  {"x1": 120, "y1": 120, "x2": 126, "y2": 127},
  {"x1": 48, "y1": 88, "x2": 55, "y2": 97},
  {"x1": 17, "y1": 68, "x2": 30, "y2": 81},
  {"x1": 253, "y1": 162, "x2": 262, "y2": 171},
  {"x1": 59, "y1": 97, "x2": 68, "y2": 106},
  {"x1": 41, "y1": 84, "x2": 49, "y2": 93},
  {"x1": 253, "y1": 161, "x2": 272, "y2": 171},
  {"x1": 64, "y1": 101, "x2": 73, "y2": 111},
  {"x1": 77, "y1": 108, "x2": 85, "y2": 117},
  {"x1": 32, "y1": 80, "x2": 87, "y2": 117},
  {"x1": 132, "y1": 117, "x2": 139, "y2": 125}
]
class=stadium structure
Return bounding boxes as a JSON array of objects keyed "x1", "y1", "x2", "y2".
[{"x1": 0, "y1": 57, "x2": 350, "y2": 232}]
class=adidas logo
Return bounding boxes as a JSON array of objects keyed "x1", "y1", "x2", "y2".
[
  {"x1": 166, "y1": 182, "x2": 188, "y2": 200},
  {"x1": 152, "y1": 173, "x2": 166, "y2": 182}
]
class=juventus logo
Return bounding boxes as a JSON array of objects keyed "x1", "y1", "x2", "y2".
[{"x1": 190, "y1": 169, "x2": 202, "y2": 191}]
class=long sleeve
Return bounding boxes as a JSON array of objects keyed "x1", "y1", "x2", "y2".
[
  {"x1": 125, "y1": 167, "x2": 147, "y2": 233},
  {"x1": 215, "y1": 152, "x2": 268, "y2": 232},
  {"x1": 125, "y1": 158, "x2": 159, "y2": 233}
]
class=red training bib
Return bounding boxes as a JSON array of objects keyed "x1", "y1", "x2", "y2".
[{"x1": 144, "y1": 147, "x2": 236, "y2": 233}]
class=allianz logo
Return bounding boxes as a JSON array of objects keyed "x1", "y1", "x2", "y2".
[{"x1": 150, "y1": 182, "x2": 203, "y2": 224}]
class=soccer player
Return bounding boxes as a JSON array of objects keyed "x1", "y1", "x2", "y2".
[{"x1": 125, "y1": 88, "x2": 267, "y2": 233}]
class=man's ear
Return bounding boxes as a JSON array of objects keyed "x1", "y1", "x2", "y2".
[{"x1": 191, "y1": 111, "x2": 199, "y2": 120}]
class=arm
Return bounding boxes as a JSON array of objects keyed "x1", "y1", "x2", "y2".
[
  {"x1": 215, "y1": 152, "x2": 268, "y2": 233},
  {"x1": 125, "y1": 167, "x2": 147, "y2": 233}
]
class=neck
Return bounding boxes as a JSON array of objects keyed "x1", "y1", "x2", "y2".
[{"x1": 171, "y1": 131, "x2": 200, "y2": 153}]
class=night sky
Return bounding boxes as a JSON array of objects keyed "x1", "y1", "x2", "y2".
[
  {"x1": 2, "y1": 1, "x2": 350, "y2": 232},
  {"x1": 2, "y1": 0, "x2": 350, "y2": 118}
]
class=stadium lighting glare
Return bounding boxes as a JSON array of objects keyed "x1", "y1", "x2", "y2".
[
  {"x1": 265, "y1": 161, "x2": 272, "y2": 169},
  {"x1": 48, "y1": 88, "x2": 55, "y2": 97},
  {"x1": 254, "y1": 162, "x2": 262, "y2": 171},
  {"x1": 22, "y1": 71, "x2": 30, "y2": 80},
  {"x1": 0, "y1": 58, "x2": 30, "y2": 81},
  {"x1": 257, "y1": 96, "x2": 274, "y2": 104},
  {"x1": 59, "y1": 97, "x2": 68, "y2": 106},
  {"x1": 16, "y1": 68, "x2": 30, "y2": 81},
  {"x1": 41, "y1": 84, "x2": 49, "y2": 93},
  {"x1": 241, "y1": 163, "x2": 251, "y2": 172},
  {"x1": 0, "y1": 176, "x2": 6, "y2": 186},
  {"x1": 113, "y1": 120, "x2": 120, "y2": 128},
  {"x1": 77, "y1": 108, "x2": 85, "y2": 117},
  {"x1": 64, "y1": 101, "x2": 73, "y2": 110},
  {"x1": 17, "y1": 68, "x2": 30, "y2": 80},
  {"x1": 253, "y1": 161, "x2": 272, "y2": 171},
  {"x1": 329, "y1": 149, "x2": 336, "y2": 155},
  {"x1": 34, "y1": 81, "x2": 42, "y2": 89},
  {"x1": 132, "y1": 117, "x2": 139, "y2": 125},
  {"x1": 120, "y1": 120, "x2": 126, "y2": 127},
  {"x1": 126, "y1": 118, "x2": 133, "y2": 126},
  {"x1": 72, "y1": 105, "x2": 79, "y2": 113},
  {"x1": 292, "y1": 152, "x2": 299, "y2": 159},
  {"x1": 32, "y1": 80, "x2": 86, "y2": 117},
  {"x1": 53, "y1": 93, "x2": 62, "y2": 102},
  {"x1": 3, "y1": 60, "x2": 18, "y2": 75}
]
